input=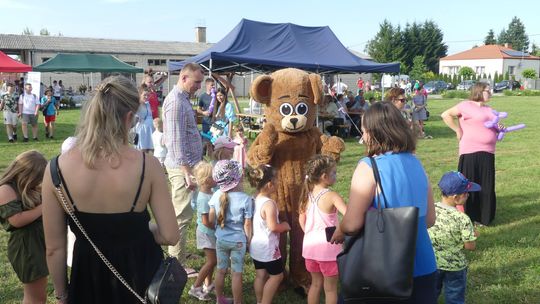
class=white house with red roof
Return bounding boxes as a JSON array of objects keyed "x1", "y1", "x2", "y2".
[{"x1": 439, "y1": 44, "x2": 540, "y2": 81}]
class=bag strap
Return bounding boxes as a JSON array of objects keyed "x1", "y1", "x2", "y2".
[
  {"x1": 369, "y1": 157, "x2": 389, "y2": 233},
  {"x1": 49, "y1": 156, "x2": 147, "y2": 304},
  {"x1": 369, "y1": 157, "x2": 389, "y2": 210}
]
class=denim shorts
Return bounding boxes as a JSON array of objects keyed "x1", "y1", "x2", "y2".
[{"x1": 216, "y1": 239, "x2": 246, "y2": 273}]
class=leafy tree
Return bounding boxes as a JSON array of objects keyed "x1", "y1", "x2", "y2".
[
  {"x1": 504, "y1": 71, "x2": 510, "y2": 80},
  {"x1": 458, "y1": 67, "x2": 474, "y2": 79},
  {"x1": 366, "y1": 20, "x2": 404, "y2": 71},
  {"x1": 409, "y1": 56, "x2": 427, "y2": 81},
  {"x1": 493, "y1": 71, "x2": 499, "y2": 83},
  {"x1": 366, "y1": 20, "x2": 447, "y2": 74},
  {"x1": 497, "y1": 17, "x2": 529, "y2": 51},
  {"x1": 40, "y1": 28, "x2": 50, "y2": 36},
  {"x1": 419, "y1": 21, "x2": 448, "y2": 73},
  {"x1": 422, "y1": 71, "x2": 436, "y2": 81},
  {"x1": 484, "y1": 29, "x2": 496, "y2": 45},
  {"x1": 522, "y1": 68, "x2": 537, "y2": 79},
  {"x1": 22, "y1": 27, "x2": 33, "y2": 35}
]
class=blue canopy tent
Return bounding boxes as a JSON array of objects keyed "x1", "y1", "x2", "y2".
[{"x1": 168, "y1": 19, "x2": 400, "y2": 74}]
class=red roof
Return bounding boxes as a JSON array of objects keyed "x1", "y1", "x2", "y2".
[
  {"x1": 0, "y1": 51, "x2": 32, "y2": 72},
  {"x1": 441, "y1": 45, "x2": 540, "y2": 61}
]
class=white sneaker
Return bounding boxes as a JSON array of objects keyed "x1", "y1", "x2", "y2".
[
  {"x1": 188, "y1": 285, "x2": 211, "y2": 301},
  {"x1": 203, "y1": 283, "x2": 215, "y2": 294}
]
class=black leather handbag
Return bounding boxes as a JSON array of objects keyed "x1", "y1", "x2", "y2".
[
  {"x1": 337, "y1": 157, "x2": 419, "y2": 303},
  {"x1": 146, "y1": 256, "x2": 187, "y2": 304},
  {"x1": 50, "y1": 156, "x2": 187, "y2": 304}
]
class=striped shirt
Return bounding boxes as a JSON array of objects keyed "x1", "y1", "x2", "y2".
[{"x1": 162, "y1": 86, "x2": 202, "y2": 168}]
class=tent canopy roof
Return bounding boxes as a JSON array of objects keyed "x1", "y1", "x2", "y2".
[
  {"x1": 0, "y1": 51, "x2": 32, "y2": 72},
  {"x1": 168, "y1": 19, "x2": 400, "y2": 74},
  {"x1": 33, "y1": 53, "x2": 143, "y2": 73}
]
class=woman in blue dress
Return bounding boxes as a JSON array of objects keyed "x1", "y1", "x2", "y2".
[
  {"x1": 135, "y1": 86, "x2": 155, "y2": 153},
  {"x1": 213, "y1": 87, "x2": 236, "y2": 138}
]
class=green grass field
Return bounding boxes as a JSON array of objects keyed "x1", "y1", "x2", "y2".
[{"x1": 1, "y1": 96, "x2": 539, "y2": 303}]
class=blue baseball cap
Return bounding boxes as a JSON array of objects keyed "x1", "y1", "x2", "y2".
[{"x1": 438, "y1": 171, "x2": 481, "y2": 196}]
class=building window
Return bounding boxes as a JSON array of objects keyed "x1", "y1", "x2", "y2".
[
  {"x1": 475, "y1": 66, "x2": 485, "y2": 74},
  {"x1": 508, "y1": 66, "x2": 515, "y2": 75},
  {"x1": 448, "y1": 66, "x2": 460, "y2": 75},
  {"x1": 42, "y1": 57, "x2": 50, "y2": 63},
  {"x1": 169, "y1": 59, "x2": 183, "y2": 62},
  {"x1": 148, "y1": 59, "x2": 167, "y2": 66}
]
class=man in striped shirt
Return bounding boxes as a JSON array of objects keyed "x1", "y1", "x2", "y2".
[{"x1": 162, "y1": 63, "x2": 204, "y2": 267}]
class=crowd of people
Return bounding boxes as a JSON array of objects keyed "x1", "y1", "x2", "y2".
[
  {"x1": 0, "y1": 62, "x2": 504, "y2": 304},
  {"x1": 1, "y1": 80, "x2": 63, "y2": 142}
]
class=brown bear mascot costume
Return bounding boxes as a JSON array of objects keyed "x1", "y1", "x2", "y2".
[{"x1": 247, "y1": 68, "x2": 345, "y2": 292}]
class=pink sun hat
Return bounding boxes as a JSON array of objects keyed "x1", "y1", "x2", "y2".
[{"x1": 213, "y1": 160, "x2": 243, "y2": 192}]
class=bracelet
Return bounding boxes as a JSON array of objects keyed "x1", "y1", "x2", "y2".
[{"x1": 55, "y1": 293, "x2": 68, "y2": 301}]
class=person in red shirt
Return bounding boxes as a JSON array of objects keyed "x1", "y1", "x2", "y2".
[
  {"x1": 356, "y1": 78, "x2": 364, "y2": 92},
  {"x1": 142, "y1": 71, "x2": 168, "y2": 119}
]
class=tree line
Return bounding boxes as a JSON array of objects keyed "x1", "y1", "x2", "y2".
[{"x1": 366, "y1": 16, "x2": 538, "y2": 77}]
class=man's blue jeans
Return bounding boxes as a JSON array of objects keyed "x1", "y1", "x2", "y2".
[{"x1": 435, "y1": 268, "x2": 467, "y2": 304}]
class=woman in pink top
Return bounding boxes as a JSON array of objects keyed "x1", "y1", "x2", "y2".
[
  {"x1": 441, "y1": 82, "x2": 498, "y2": 226},
  {"x1": 299, "y1": 155, "x2": 347, "y2": 304}
]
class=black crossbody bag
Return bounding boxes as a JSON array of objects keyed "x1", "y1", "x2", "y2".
[
  {"x1": 337, "y1": 156, "x2": 419, "y2": 302},
  {"x1": 50, "y1": 156, "x2": 187, "y2": 304}
]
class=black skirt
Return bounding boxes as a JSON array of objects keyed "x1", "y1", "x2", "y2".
[{"x1": 458, "y1": 152, "x2": 496, "y2": 225}]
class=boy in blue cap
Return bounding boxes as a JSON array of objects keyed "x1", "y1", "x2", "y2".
[{"x1": 428, "y1": 171, "x2": 481, "y2": 304}]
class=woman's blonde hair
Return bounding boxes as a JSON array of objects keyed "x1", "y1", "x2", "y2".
[
  {"x1": 0, "y1": 150, "x2": 47, "y2": 209},
  {"x1": 193, "y1": 161, "x2": 213, "y2": 187},
  {"x1": 299, "y1": 155, "x2": 336, "y2": 213},
  {"x1": 75, "y1": 76, "x2": 139, "y2": 168},
  {"x1": 469, "y1": 82, "x2": 489, "y2": 102}
]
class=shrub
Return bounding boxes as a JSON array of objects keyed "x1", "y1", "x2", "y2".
[
  {"x1": 442, "y1": 90, "x2": 470, "y2": 99},
  {"x1": 503, "y1": 89, "x2": 540, "y2": 96},
  {"x1": 363, "y1": 90, "x2": 383, "y2": 102}
]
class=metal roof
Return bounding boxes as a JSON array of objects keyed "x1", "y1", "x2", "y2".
[{"x1": 0, "y1": 34, "x2": 212, "y2": 56}]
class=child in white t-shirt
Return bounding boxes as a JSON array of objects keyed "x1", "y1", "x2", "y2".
[
  {"x1": 151, "y1": 118, "x2": 166, "y2": 167},
  {"x1": 246, "y1": 165, "x2": 290, "y2": 304}
]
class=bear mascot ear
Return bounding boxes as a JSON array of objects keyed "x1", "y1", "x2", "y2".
[
  {"x1": 309, "y1": 73, "x2": 323, "y2": 105},
  {"x1": 250, "y1": 75, "x2": 273, "y2": 106}
]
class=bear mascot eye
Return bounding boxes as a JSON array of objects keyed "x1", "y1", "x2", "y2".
[
  {"x1": 295, "y1": 102, "x2": 308, "y2": 115},
  {"x1": 279, "y1": 103, "x2": 293, "y2": 116}
]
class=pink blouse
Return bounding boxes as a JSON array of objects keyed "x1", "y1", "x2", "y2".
[{"x1": 457, "y1": 101, "x2": 497, "y2": 155}]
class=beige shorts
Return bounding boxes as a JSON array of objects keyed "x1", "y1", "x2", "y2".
[{"x1": 3, "y1": 111, "x2": 18, "y2": 125}]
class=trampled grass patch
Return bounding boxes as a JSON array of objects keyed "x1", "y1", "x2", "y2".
[{"x1": 0, "y1": 96, "x2": 539, "y2": 303}]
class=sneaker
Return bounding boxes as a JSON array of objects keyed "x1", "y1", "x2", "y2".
[
  {"x1": 49, "y1": 136, "x2": 54, "y2": 139},
  {"x1": 13, "y1": 134, "x2": 17, "y2": 141},
  {"x1": 188, "y1": 285, "x2": 211, "y2": 301},
  {"x1": 45, "y1": 132, "x2": 49, "y2": 138},
  {"x1": 33, "y1": 137, "x2": 39, "y2": 141},
  {"x1": 8, "y1": 138, "x2": 14, "y2": 143},
  {"x1": 203, "y1": 283, "x2": 215, "y2": 294},
  {"x1": 23, "y1": 137, "x2": 29, "y2": 142}
]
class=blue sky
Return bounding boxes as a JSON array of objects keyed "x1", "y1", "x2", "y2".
[{"x1": 2, "y1": 0, "x2": 540, "y2": 56}]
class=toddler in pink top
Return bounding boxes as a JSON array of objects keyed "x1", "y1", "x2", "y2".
[{"x1": 299, "y1": 155, "x2": 347, "y2": 304}]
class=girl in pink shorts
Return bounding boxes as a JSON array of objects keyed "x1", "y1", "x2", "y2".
[{"x1": 299, "y1": 155, "x2": 347, "y2": 304}]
